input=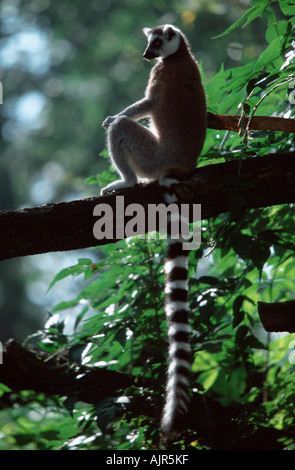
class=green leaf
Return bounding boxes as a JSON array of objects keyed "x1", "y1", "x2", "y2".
[
  {"x1": 266, "y1": 19, "x2": 289, "y2": 43},
  {"x1": 85, "y1": 175, "x2": 99, "y2": 185},
  {"x1": 235, "y1": 325, "x2": 250, "y2": 344},
  {"x1": 212, "y1": 0, "x2": 273, "y2": 39},
  {"x1": 47, "y1": 258, "x2": 94, "y2": 292},
  {"x1": 52, "y1": 299, "x2": 79, "y2": 312},
  {"x1": 231, "y1": 233, "x2": 252, "y2": 260},
  {"x1": 253, "y1": 36, "x2": 285, "y2": 72},
  {"x1": 279, "y1": 1, "x2": 295, "y2": 16},
  {"x1": 114, "y1": 328, "x2": 127, "y2": 348},
  {"x1": 246, "y1": 335, "x2": 266, "y2": 350},
  {"x1": 233, "y1": 295, "x2": 246, "y2": 327},
  {"x1": 94, "y1": 398, "x2": 122, "y2": 434},
  {"x1": 233, "y1": 309, "x2": 245, "y2": 327},
  {"x1": 249, "y1": 241, "x2": 270, "y2": 271},
  {"x1": 198, "y1": 276, "x2": 219, "y2": 285},
  {"x1": 199, "y1": 368, "x2": 219, "y2": 391}
]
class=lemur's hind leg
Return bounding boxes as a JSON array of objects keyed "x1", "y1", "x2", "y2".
[{"x1": 101, "y1": 116, "x2": 159, "y2": 195}]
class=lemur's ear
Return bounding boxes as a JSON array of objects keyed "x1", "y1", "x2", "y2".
[
  {"x1": 143, "y1": 27, "x2": 152, "y2": 37},
  {"x1": 163, "y1": 25, "x2": 176, "y2": 41}
]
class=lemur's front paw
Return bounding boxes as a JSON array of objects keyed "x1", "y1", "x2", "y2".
[{"x1": 102, "y1": 115, "x2": 117, "y2": 129}]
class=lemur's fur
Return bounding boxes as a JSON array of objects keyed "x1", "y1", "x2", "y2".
[{"x1": 101, "y1": 24, "x2": 207, "y2": 439}]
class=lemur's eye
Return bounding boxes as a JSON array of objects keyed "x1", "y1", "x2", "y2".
[{"x1": 153, "y1": 39, "x2": 162, "y2": 48}]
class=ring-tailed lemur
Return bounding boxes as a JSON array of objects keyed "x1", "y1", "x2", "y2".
[{"x1": 101, "y1": 24, "x2": 207, "y2": 439}]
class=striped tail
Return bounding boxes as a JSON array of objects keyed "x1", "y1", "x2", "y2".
[{"x1": 160, "y1": 178, "x2": 192, "y2": 439}]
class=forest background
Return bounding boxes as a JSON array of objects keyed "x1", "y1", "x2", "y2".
[{"x1": 0, "y1": 0, "x2": 294, "y2": 450}]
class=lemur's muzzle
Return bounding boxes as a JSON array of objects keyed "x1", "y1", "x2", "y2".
[{"x1": 143, "y1": 47, "x2": 158, "y2": 60}]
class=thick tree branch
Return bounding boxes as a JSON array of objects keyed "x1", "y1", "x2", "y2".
[
  {"x1": 258, "y1": 300, "x2": 295, "y2": 333},
  {"x1": 0, "y1": 339, "x2": 136, "y2": 403},
  {"x1": 0, "y1": 151, "x2": 295, "y2": 261}
]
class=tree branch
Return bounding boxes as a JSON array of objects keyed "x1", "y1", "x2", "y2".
[
  {"x1": 0, "y1": 151, "x2": 295, "y2": 261},
  {"x1": 0, "y1": 339, "x2": 136, "y2": 403},
  {"x1": 207, "y1": 112, "x2": 295, "y2": 133},
  {"x1": 258, "y1": 300, "x2": 295, "y2": 333}
]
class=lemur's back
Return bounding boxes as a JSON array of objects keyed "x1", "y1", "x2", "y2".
[{"x1": 146, "y1": 41, "x2": 207, "y2": 165}]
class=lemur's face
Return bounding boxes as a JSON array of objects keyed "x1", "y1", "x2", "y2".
[{"x1": 143, "y1": 25, "x2": 180, "y2": 60}]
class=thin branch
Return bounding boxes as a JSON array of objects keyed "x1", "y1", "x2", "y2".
[
  {"x1": 246, "y1": 78, "x2": 294, "y2": 131},
  {"x1": 207, "y1": 112, "x2": 295, "y2": 133}
]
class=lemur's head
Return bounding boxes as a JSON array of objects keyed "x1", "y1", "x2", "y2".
[{"x1": 143, "y1": 24, "x2": 181, "y2": 60}]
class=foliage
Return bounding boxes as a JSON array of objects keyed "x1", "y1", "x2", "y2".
[{"x1": 1, "y1": 0, "x2": 295, "y2": 451}]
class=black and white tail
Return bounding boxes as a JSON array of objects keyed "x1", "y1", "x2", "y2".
[{"x1": 160, "y1": 178, "x2": 192, "y2": 439}]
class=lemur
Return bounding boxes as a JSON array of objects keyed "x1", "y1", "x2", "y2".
[{"x1": 101, "y1": 24, "x2": 207, "y2": 439}]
